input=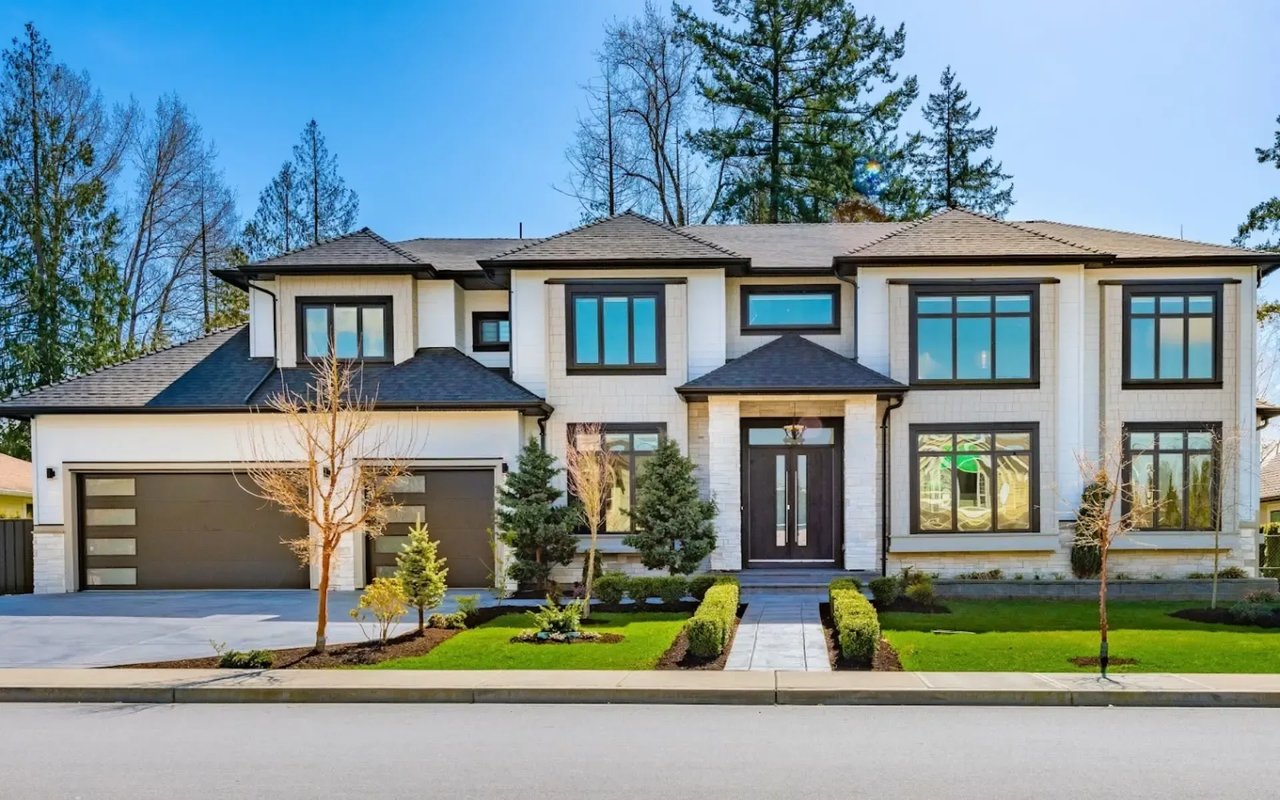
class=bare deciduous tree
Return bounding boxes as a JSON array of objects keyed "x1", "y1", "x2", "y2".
[
  {"x1": 563, "y1": 423, "x2": 617, "y2": 618},
  {"x1": 242, "y1": 354, "x2": 408, "y2": 653}
]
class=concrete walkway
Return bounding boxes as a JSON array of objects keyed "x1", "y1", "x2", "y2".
[{"x1": 726, "y1": 593, "x2": 829, "y2": 671}]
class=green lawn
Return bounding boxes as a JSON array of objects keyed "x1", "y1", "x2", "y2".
[
  {"x1": 370, "y1": 611, "x2": 689, "y2": 670},
  {"x1": 881, "y1": 600, "x2": 1280, "y2": 673}
]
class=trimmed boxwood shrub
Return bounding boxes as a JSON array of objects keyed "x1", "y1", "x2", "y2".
[
  {"x1": 829, "y1": 579, "x2": 880, "y2": 666},
  {"x1": 685, "y1": 582, "x2": 740, "y2": 659},
  {"x1": 687, "y1": 574, "x2": 716, "y2": 601},
  {"x1": 656, "y1": 575, "x2": 689, "y2": 605},
  {"x1": 593, "y1": 572, "x2": 629, "y2": 605},
  {"x1": 627, "y1": 576, "x2": 658, "y2": 604},
  {"x1": 868, "y1": 576, "x2": 900, "y2": 606},
  {"x1": 830, "y1": 576, "x2": 863, "y2": 592}
]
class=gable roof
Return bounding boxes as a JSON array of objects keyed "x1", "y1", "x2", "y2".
[
  {"x1": 0, "y1": 453, "x2": 32, "y2": 497},
  {"x1": 483, "y1": 211, "x2": 746, "y2": 266},
  {"x1": 250, "y1": 228, "x2": 423, "y2": 268},
  {"x1": 839, "y1": 208, "x2": 1108, "y2": 265},
  {"x1": 683, "y1": 222, "x2": 905, "y2": 270},
  {"x1": 677, "y1": 335, "x2": 905, "y2": 398}
]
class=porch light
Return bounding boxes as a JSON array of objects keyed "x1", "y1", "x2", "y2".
[{"x1": 782, "y1": 420, "x2": 806, "y2": 445}]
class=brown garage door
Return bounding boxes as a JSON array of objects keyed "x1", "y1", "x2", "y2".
[
  {"x1": 366, "y1": 469, "x2": 495, "y2": 588},
  {"x1": 79, "y1": 472, "x2": 308, "y2": 590}
]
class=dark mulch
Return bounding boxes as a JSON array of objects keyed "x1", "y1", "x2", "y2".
[
  {"x1": 1069, "y1": 656, "x2": 1139, "y2": 667},
  {"x1": 874, "y1": 597, "x2": 951, "y2": 614},
  {"x1": 1171, "y1": 607, "x2": 1280, "y2": 628},
  {"x1": 656, "y1": 604, "x2": 746, "y2": 671},
  {"x1": 819, "y1": 602, "x2": 904, "y2": 671},
  {"x1": 511, "y1": 633, "x2": 625, "y2": 645}
]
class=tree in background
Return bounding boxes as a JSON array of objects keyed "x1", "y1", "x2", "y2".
[
  {"x1": 676, "y1": 0, "x2": 918, "y2": 223},
  {"x1": 395, "y1": 517, "x2": 449, "y2": 634},
  {"x1": 497, "y1": 437, "x2": 577, "y2": 592},
  {"x1": 1235, "y1": 114, "x2": 1280, "y2": 253},
  {"x1": 625, "y1": 436, "x2": 717, "y2": 574},
  {"x1": 292, "y1": 119, "x2": 359, "y2": 246},
  {"x1": 563, "y1": 423, "x2": 616, "y2": 618},
  {"x1": 243, "y1": 161, "x2": 304, "y2": 261},
  {"x1": 909, "y1": 66, "x2": 1013, "y2": 217},
  {"x1": 0, "y1": 24, "x2": 133, "y2": 458}
]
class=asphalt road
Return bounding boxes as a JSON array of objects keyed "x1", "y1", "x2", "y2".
[{"x1": 2, "y1": 703, "x2": 1276, "y2": 799}]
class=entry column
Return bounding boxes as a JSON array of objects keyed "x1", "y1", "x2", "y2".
[
  {"x1": 708, "y1": 396, "x2": 742, "y2": 570},
  {"x1": 843, "y1": 397, "x2": 878, "y2": 571}
]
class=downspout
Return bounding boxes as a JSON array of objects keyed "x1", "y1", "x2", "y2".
[
  {"x1": 879, "y1": 394, "x2": 904, "y2": 576},
  {"x1": 836, "y1": 272, "x2": 858, "y2": 360},
  {"x1": 244, "y1": 280, "x2": 281, "y2": 404}
]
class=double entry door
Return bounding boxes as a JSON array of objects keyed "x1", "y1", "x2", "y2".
[{"x1": 745, "y1": 444, "x2": 839, "y2": 564}]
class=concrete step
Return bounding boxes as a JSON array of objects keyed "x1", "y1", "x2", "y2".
[{"x1": 736, "y1": 569, "x2": 878, "y2": 594}]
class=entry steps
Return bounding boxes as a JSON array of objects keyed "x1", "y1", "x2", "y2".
[{"x1": 735, "y1": 568, "x2": 879, "y2": 595}]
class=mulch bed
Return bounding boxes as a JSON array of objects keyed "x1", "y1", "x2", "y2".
[
  {"x1": 1171, "y1": 607, "x2": 1280, "y2": 629},
  {"x1": 1069, "y1": 656, "x2": 1139, "y2": 667},
  {"x1": 511, "y1": 632, "x2": 625, "y2": 644},
  {"x1": 874, "y1": 597, "x2": 951, "y2": 614},
  {"x1": 818, "y1": 602, "x2": 904, "y2": 671},
  {"x1": 656, "y1": 604, "x2": 746, "y2": 671}
]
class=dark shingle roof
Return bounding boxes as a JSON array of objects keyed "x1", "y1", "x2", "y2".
[
  {"x1": 0, "y1": 327, "x2": 545, "y2": 417},
  {"x1": 1262, "y1": 441, "x2": 1280, "y2": 501},
  {"x1": 682, "y1": 222, "x2": 904, "y2": 269},
  {"x1": 842, "y1": 208, "x2": 1106, "y2": 263},
  {"x1": 248, "y1": 228, "x2": 424, "y2": 269},
  {"x1": 677, "y1": 335, "x2": 904, "y2": 397},
  {"x1": 1016, "y1": 220, "x2": 1263, "y2": 261},
  {"x1": 485, "y1": 211, "x2": 745, "y2": 265},
  {"x1": 394, "y1": 238, "x2": 527, "y2": 272}
]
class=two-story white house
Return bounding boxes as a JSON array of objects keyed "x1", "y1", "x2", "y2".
[{"x1": 3, "y1": 208, "x2": 1274, "y2": 593}]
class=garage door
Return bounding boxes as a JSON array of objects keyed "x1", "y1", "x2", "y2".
[
  {"x1": 366, "y1": 469, "x2": 495, "y2": 588},
  {"x1": 79, "y1": 473, "x2": 308, "y2": 590}
]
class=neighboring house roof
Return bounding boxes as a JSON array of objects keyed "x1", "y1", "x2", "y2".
[
  {"x1": 0, "y1": 327, "x2": 547, "y2": 417},
  {"x1": 839, "y1": 208, "x2": 1107, "y2": 265},
  {"x1": 677, "y1": 335, "x2": 905, "y2": 398},
  {"x1": 682, "y1": 222, "x2": 905, "y2": 270},
  {"x1": 1262, "y1": 442, "x2": 1280, "y2": 502},
  {"x1": 0, "y1": 453, "x2": 32, "y2": 497},
  {"x1": 1016, "y1": 220, "x2": 1263, "y2": 263},
  {"x1": 483, "y1": 211, "x2": 747, "y2": 266}
]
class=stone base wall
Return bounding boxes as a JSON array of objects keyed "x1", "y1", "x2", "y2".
[
  {"x1": 935, "y1": 577, "x2": 1277, "y2": 602},
  {"x1": 33, "y1": 530, "x2": 66, "y2": 593}
]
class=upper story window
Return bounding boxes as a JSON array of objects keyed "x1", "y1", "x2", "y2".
[
  {"x1": 566, "y1": 283, "x2": 665, "y2": 373},
  {"x1": 912, "y1": 424, "x2": 1038, "y2": 534},
  {"x1": 910, "y1": 286, "x2": 1037, "y2": 386},
  {"x1": 472, "y1": 311, "x2": 510, "y2": 352},
  {"x1": 298, "y1": 297, "x2": 391, "y2": 361},
  {"x1": 741, "y1": 285, "x2": 839, "y2": 334},
  {"x1": 1123, "y1": 423, "x2": 1219, "y2": 530},
  {"x1": 1123, "y1": 285, "x2": 1222, "y2": 387}
]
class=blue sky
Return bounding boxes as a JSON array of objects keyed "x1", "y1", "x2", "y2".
[{"x1": 3, "y1": 0, "x2": 1278, "y2": 250}]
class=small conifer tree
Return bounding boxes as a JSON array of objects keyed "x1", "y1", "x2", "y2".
[
  {"x1": 497, "y1": 438, "x2": 576, "y2": 592},
  {"x1": 395, "y1": 518, "x2": 448, "y2": 634},
  {"x1": 625, "y1": 437, "x2": 717, "y2": 574}
]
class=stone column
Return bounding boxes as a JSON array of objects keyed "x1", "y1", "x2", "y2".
[
  {"x1": 33, "y1": 528, "x2": 68, "y2": 593},
  {"x1": 708, "y1": 396, "x2": 742, "y2": 571},
  {"x1": 843, "y1": 397, "x2": 878, "y2": 571}
]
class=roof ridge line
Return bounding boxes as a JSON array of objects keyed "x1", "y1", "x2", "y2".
[
  {"x1": 245, "y1": 227, "x2": 422, "y2": 268},
  {"x1": 629, "y1": 211, "x2": 745, "y2": 258},
  {"x1": 489, "y1": 209, "x2": 746, "y2": 260},
  {"x1": 843, "y1": 215, "x2": 930, "y2": 255},
  {"x1": 844, "y1": 207, "x2": 1111, "y2": 257},
  {"x1": 359, "y1": 228, "x2": 425, "y2": 264},
  {"x1": 1019, "y1": 219, "x2": 1256, "y2": 255}
]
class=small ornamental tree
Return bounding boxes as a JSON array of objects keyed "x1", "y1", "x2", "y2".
[
  {"x1": 564, "y1": 423, "x2": 616, "y2": 619},
  {"x1": 497, "y1": 438, "x2": 576, "y2": 592},
  {"x1": 625, "y1": 436, "x2": 717, "y2": 574},
  {"x1": 395, "y1": 518, "x2": 448, "y2": 634}
]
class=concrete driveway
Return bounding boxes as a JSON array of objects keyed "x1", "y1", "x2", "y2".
[{"x1": 0, "y1": 590, "x2": 505, "y2": 668}]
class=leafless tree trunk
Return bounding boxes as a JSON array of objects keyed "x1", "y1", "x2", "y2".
[{"x1": 563, "y1": 423, "x2": 616, "y2": 619}]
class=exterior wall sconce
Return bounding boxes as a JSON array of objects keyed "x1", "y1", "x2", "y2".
[{"x1": 45, "y1": 467, "x2": 56, "y2": 479}]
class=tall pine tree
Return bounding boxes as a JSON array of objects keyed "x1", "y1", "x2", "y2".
[
  {"x1": 911, "y1": 66, "x2": 1013, "y2": 217},
  {"x1": 676, "y1": 0, "x2": 918, "y2": 223},
  {"x1": 496, "y1": 438, "x2": 577, "y2": 591},
  {"x1": 243, "y1": 161, "x2": 304, "y2": 262},
  {"x1": 0, "y1": 24, "x2": 132, "y2": 458},
  {"x1": 624, "y1": 437, "x2": 717, "y2": 575},
  {"x1": 292, "y1": 119, "x2": 359, "y2": 246},
  {"x1": 1234, "y1": 114, "x2": 1280, "y2": 252}
]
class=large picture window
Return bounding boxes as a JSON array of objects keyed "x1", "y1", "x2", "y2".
[
  {"x1": 741, "y1": 285, "x2": 839, "y2": 334},
  {"x1": 1123, "y1": 285, "x2": 1221, "y2": 386},
  {"x1": 912, "y1": 424, "x2": 1037, "y2": 533},
  {"x1": 911, "y1": 287, "x2": 1037, "y2": 386},
  {"x1": 569, "y1": 424, "x2": 663, "y2": 534},
  {"x1": 566, "y1": 284, "x2": 664, "y2": 372},
  {"x1": 298, "y1": 297, "x2": 391, "y2": 361},
  {"x1": 1123, "y1": 423, "x2": 1219, "y2": 530}
]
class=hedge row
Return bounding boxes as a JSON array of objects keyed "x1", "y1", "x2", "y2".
[
  {"x1": 592, "y1": 573, "x2": 725, "y2": 605},
  {"x1": 685, "y1": 580, "x2": 740, "y2": 659},
  {"x1": 829, "y1": 579, "x2": 880, "y2": 666}
]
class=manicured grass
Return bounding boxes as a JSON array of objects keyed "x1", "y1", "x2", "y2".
[
  {"x1": 881, "y1": 600, "x2": 1280, "y2": 673},
  {"x1": 369, "y1": 611, "x2": 689, "y2": 670}
]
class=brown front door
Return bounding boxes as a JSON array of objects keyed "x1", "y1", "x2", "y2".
[
  {"x1": 366, "y1": 469, "x2": 495, "y2": 587},
  {"x1": 745, "y1": 445, "x2": 839, "y2": 565}
]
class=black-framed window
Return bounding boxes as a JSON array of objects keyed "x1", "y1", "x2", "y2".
[
  {"x1": 1123, "y1": 423, "x2": 1219, "y2": 531},
  {"x1": 298, "y1": 297, "x2": 391, "y2": 361},
  {"x1": 568, "y1": 423, "x2": 664, "y2": 534},
  {"x1": 1123, "y1": 285, "x2": 1221, "y2": 386},
  {"x1": 566, "y1": 284, "x2": 665, "y2": 373},
  {"x1": 910, "y1": 286, "x2": 1037, "y2": 386},
  {"x1": 911, "y1": 424, "x2": 1038, "y2": 533},
  {"x1": 472, "y1": 311, "x2": 510, "y2": 352},
  {"x1": 741, "y1": 285, "x2": 840, "y2": 334}
]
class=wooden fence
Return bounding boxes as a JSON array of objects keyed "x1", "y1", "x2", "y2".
[{"x1": 0, "y1": 518, "x2": 33, "y2": 595}]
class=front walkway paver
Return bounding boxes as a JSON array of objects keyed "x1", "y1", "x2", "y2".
[{"x1": 726, "y1": 593, "x2": 829, "y2": 672}]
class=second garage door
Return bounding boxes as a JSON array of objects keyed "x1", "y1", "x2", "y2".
[
  {"x1": 79, "y1": 472, "x2": 309, "y2": 590},
  {"x1": 366, "y1": 469, "x2": 495, "y2": 588}
]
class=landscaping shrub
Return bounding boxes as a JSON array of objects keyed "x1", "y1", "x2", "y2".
[
  {"x1": 394, "y1": 518, "x2": 448, "y2": 633},
  {"x1": 215, "y1": 645, "x2": 272, "y2": 669},
  {"x1": 685, "y1": 582, "x2": 739, "y2": 659},
  {"x1": 627, "y1": 576, "x2": 658, "y2": 604},
  {"x1": 625, "y1": 436, "x2": 718, "y2": 575},
  {"x1": 904, "y1": 575, "x2": 938, "y2": 607},
  {"x1": 1218, "y1": 566, "x2": 1248, "y2": 579},
  {"x1": 1070, "y1": 480, "x2": 1108, "y2": 578},
  {"x1": 687, "y1": 574, "x2": 717, "y2": 601},
  {"x1": 349, "y1": 576, "x2": 409, "y2": 645},
  {"x1": 593, "y1": 572, "x2": 629, "y2": 605},
  {"x1": 657, "y1": 575, "x2": 689, "y2": 605},
  {"x1": 427, "y1": 611, "x2": 468, "y2": 630},
  {"x1": 454, "y1": 594, "x2": 481, "y2": 619},
  {"x1": 1228, "y1": 590, "x2": 1280, "y2": 624},
  {"x1": 527, "y1": 597, "x2": 583, "y2": 635},
  {"x1": 956, "y1": 568, "x2": 1003, "y2": 580},
  {"x1": 868, "y1": 576, "x2": 901, "y2": 606},
  {"x1": 497, "y1": 438, "x2": 577, "y2": 592},
  {"x1": 829, "y1": 576, "x2": 863, "y2": 592},
  {"x1": 829, "y1": 579, "x2": 880, "y2": 666}
]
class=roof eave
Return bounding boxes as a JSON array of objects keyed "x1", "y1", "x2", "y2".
[
  {"x1": 0, "y1": 399, "x2": 552, "y2": 420},
  {"x1": 675, "y1": 385, "x2": 907, "y2": 399},
  {"x1": 477, "y1": 256, "x2": 749, "y2": 269},
  {"x1": 1090, "y1": 255, "x2": 1278, "y2": 268},
  {"x1": 834, "y1": 254, "x2": 1113, "y2": 268}
]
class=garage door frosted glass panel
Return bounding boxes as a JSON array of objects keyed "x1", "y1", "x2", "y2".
[
  {"x1": 86, "y1": 538, "x2": 136, "y2": 556},
  {"x1": 388, "y1": 475, "x2": 426, "y2": 493},
  {"x1": 86, "y1": 567, "x2": 136, "y2": 586},
  {"x1": 385, "y1": 505, "x2": 426, "y2": 524},
  {"x1": 84, "y1": 478, "x2": 135, "y2": 497},
  {"x1": 86, "y1": 508, "x2": 136, "y2": 527},
  {"x1": 374, "y1": 535, "x2": 409, "y2": 554}
]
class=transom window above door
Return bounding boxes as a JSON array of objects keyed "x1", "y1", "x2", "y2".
[
  {"x1": 566, "y1": 284, "x2": 665, "y2": 373},
  {"x1": 741, "y1": 285, "x2": 840, "y2": 334},
  {"x1": 1123, "y1": 285, "x2": 1221, "y2": 387},
  {"x1": 298, "y1": 297, "x2": 391, "y2": 361},
  {"x1": 911, "y1": 287, "x2": 1037, "y2": 386}
]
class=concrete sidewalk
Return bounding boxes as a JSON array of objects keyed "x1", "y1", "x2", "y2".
[{"x1": 3, "y1": 668, "x2": 1280, "y2": 706}]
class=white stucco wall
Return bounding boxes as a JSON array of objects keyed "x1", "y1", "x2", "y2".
[
  {"x1": 416, "y1": 279, "x2": 458, "y2": 350},
  {"x1": 462, "y1": 289, "x2": 511, "y2": 369},
  {"x1": 275, "y1": 274, "x2": 417, "y2": 367},
  {"x1": 248, "y1": 280, "x2": 276, "y2": 358}
]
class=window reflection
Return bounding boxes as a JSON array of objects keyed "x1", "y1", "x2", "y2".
[{"x1": 915, "y1": 428, "x2": 1034, "y2": 533}]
